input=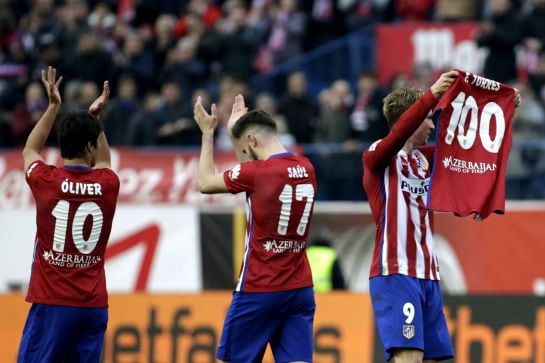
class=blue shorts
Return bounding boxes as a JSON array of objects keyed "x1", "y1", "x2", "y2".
[
  {"x1": 217, "y1": 287, "x2": 315, "y2": 363},
  {"x1": 370, "y1": 275, "x2": 454, "y2": 361},
  {"x1": 18, "y1": 303, "x2": 108, "y2": 363}
]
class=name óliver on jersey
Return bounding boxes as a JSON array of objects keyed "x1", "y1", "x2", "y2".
[
  {"x1": 223, "y1": 153, "x2": 317, "y2": 292},
  {"x1": 25, "y1": 161, "x2": 119, "y2": 307},
  {"x1": 363, "y1": 90, "x2": 441, "y2": 280},
  {"x1": 428, "y1": 70, "x2": 515, "y2": 219}
]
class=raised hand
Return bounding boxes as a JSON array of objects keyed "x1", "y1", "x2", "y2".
[
  {"x1": 89, "y1": 81, "x2": 110, "y2": 116},
  {"x1": 41, "y1": 66, "x2": 63, "y2": 105},
  {"x1": 430, "y1": 70, "x2": 458, "y2": 99},
  {"x1": 194, "y1": 96, "x2": 217, "y2": 134},
  {"x1": 227, "y1": 94, "x2": 248, "y2": 134}
]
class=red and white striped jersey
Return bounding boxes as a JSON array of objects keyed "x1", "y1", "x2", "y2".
[{"x1": 363, "y1": 90, "x2": 441, "y2": 280}]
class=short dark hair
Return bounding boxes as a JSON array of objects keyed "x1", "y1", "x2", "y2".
[
  {"x1": 57, "y1": 111, "x2": 103, "y2": 159},
  {"x1": 382, "y1": 87, "x2": 423, "y2": 128},
  {"x1": 231, "y1": 110, "x2": 277, "y2": 139}
]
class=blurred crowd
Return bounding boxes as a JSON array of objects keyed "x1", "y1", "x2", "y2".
[{"x1": 1, "y1": 0, "x2": 545, "y2": 197}]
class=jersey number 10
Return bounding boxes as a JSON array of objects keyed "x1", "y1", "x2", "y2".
[
  {"x1": 445, "y1": 91, "x2": 506, "y2": 153},
  {"x1": 51, "y1": 200, "x2": 104, "y2": 254}
]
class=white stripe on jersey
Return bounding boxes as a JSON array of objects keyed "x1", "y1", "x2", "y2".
[
  {"x1": 236, "y1": 198, "x2": 253, "y2": 291},
  {"x1": 381, "y1": 151, "x2": 440, "y2": 280},
  {"x1": 381, "y1": 167, "x2": 390, "y2": 275},
  {"x1": 404, "y1": 154, "x2": 425, "y2": 278},
  {"x1": 412, "y1": 153, "x2": 439, "y2": 279},
  {"x1": 396, "y1": 158, "x2": 408, "y2": 275}
]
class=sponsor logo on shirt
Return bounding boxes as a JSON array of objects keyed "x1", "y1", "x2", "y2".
[
  {"x1": 400, "y1": 175, "x2": 430, "y2": 196},
  {"x1": 263, "y1": 239, "x2": 306, "y2": 254},
  {"x1": 229, "y1": 164, "x2": 241, "y2": 180},
  {"x1": 442, "y1": 156, "x2": 497, "y2": 174},
  {"x1": 42, "y1": 250, "x2": 101, "y2": 269}
]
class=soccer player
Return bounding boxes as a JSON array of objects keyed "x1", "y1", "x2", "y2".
[
  {"x1": 362, "y1": 71, "x2": 459, "y2": 363},
  {"x1": 193, "y1": 95, "x2": 317, "y2": 363},
  {"x1": 18, "y1": 67, "x2": 119, "y2": 363}
]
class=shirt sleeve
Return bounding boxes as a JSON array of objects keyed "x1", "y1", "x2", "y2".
[
  {"x1": 223, "y1": 162, "x2": 256, "y2": 194},
  {"x1": 363, "y1": 89, "x2": 438, "y2": 172},
  {"x1": 25, "y1": 160, "x2": 52, "y2": 188}
]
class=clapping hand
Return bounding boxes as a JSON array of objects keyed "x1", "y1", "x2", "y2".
[
  {"x1": 41, "y1": 66, "x2": 63, "y2": 106},
  {"x1": 194, "y1": 96, "x2": 217, "y2": 134},
  {"x1": 89, "y1": 81, "x2": 110, "y2": 117},
  {"x1": 227, "y1": 94, "x2": 248, "y2": 134}
]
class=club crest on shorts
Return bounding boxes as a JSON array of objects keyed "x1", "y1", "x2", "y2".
[{"x1": 403, "y1": 325, "x2": 415, "y2": 339}]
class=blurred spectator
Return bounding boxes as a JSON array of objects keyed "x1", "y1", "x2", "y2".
[
  {"x1": 154, "y1": 81, "x2": 197, "y2": 146},
  {"x1": 114, "y1": 31, "x2": 156, "y2": 93},
  {"x1": 212, "y1": 1, "x2": 261, "y2": 79},
  {"x1": 529, "y1": 52, "x2": 545, "y2": 104},
  {"x1": 476, "y1": 0, "x2": 522, "y2": 84},
  {"x1": 506, "y1": 81, "x2": 545, "y2": 199},
  {"x1": 127, "y1": 92, "x2": 161, "y2": 146},
  {"x1": 160, "y1": 36, "x2": 206, "y2": 96},
  {"x1": 314, "y1": 79, "x2": 353, "y2": 143},
  {"x1": 103, "y1": 74, "x2": 140, "y2": 145},
  {"x1": 88, "y1": 1, "x2": 116, "y2": 31},
  {"x1": 150, "y1": 14, "x2": 177, "y2": 70},
  {"x1": 173, "y1": 0, "x2": 222, "y2": 38},
  {"x1": 339, "y1": 0, "x2": 389, "y2": 31},
  {"x1": 411, "y1": 61, "x2": 435, "y2": 89},
  {"x1": 434, "y1": 0, "x2": 476, "y2": 21},
  {"x1": 267, "y1": 0, "x2": 308, "y2": 65},
  {"x1": 78, "y1": 81, "x2": 99, "y2": 110},
  {"x1": 61, "y1": 79, "x2": 83, "y2": 113},
  {"x1": 255, "y1": 92, "x2": 296, "y2": 147},
  {"x1": 215, "y1": 76, "x2": 253, "y2": 151},
  {"x1": 388, "y1": 72, "x2": 411, "y2": 90},
  {"x1": 306, "y1": 237, "x2": 346, "y2": 292},
  {"x1": 385, "y1": 0, "x2": 436, "y2": 22},
  {"x1": 522, "y1": 0, "x2": 545, "y2": 85},
  {"x1": 350, "y1": 70, "x2": 389, "y2": 143},
  {"x1": 278, "y1": 71, "x2": 318, "y2": 144},
  {"x1": 309, "y1": 0, "x2": 338, "y2": 47},
  {"x1": 69, "y1": 31, "x2": 114, "y2": 87},
  {"x1": 11, "y1": 82, "x2": 48, "y2": 146}
]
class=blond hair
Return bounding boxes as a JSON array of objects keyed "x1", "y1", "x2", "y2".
[{"x1": 382, "y1": 87, "x2": 424, "y2": 129}]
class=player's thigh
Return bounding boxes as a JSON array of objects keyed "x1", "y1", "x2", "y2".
[
  {"x1": 270, "y1": 288, "x2": 315, "y2": 363},
  {"x1": 370, "y1": 275, "x2": 425, "y2": 361},
  {"x1": 392, "y1": 349, "x2": 424, "y2": 363},
  {"x1": 422, "y1": 281, "x2": 454, "y2": 361},
  {"x1": 18, "y1": 304, "x2": 81, "y2": 363},
  {"x1": 217, "y1": 292, "x2": 278, "y2": 363},
  {"x1": 65, "y1": 307, "x2": 108, "y2": 363}
]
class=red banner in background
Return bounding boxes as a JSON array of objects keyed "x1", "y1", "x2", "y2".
[
  {"x1": 0, "y1": 148, "x2": 241, "y2": 208},
  {"x1": 435, "y1": 207, "x2": 545, "y2": 295},
  {"x1": 376, "y1": 23, "x2": 482, "y2": 85}
]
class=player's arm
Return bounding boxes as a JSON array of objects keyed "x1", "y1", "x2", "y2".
[
  {"x1": 193, "y1": 96, "x2": 228, "y2": 194},
  {"x1": 89, "y1": 81, "x2": 112, "y2": 169},
  {"x1": 22, "y1": 66, "x2": 63, "y2": 171},
  {"x1": 364, "y1": 70, "x2": 458, "y2": 171},
  {"x1": 226, "y1": 94, "x2": 250, "y2": 163}
]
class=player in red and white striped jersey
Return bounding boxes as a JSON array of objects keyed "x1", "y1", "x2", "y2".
[{"x1": 363, "y1": 71, "x2": 458, "y2": 363}]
